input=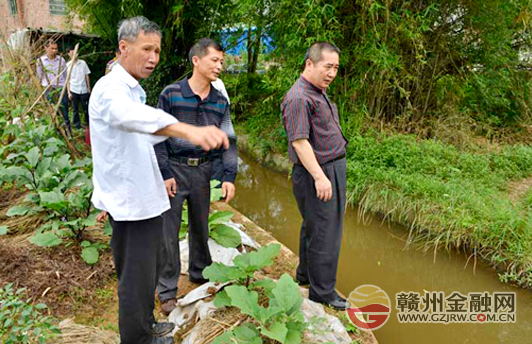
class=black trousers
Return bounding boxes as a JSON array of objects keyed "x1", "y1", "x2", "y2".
[
  {"x1": 157, "y1": 159, "x2": 212, "y2": 301},
  {"x1": 110, "y1": 215, "x2": 164, "y2": 344},
  {"x1": 292, "y1": 158, "x2": 347, "y2": 301},
  {"x1": 70, "y1": 92, "x2": 89, "y2": 128}
]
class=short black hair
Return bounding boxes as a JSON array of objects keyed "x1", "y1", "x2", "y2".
[
  {"x1": 304, "y1": 41, "x2": 340, "y2": 64},
  {"x1": 188, "y1": 38, "x2": 223, "y2": 67}
]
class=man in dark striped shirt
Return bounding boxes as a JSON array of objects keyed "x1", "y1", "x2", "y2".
[
  {"x1": 154, "y1": 38, "x2": 237, "y2": 315},
  {"x1": 281, "y1": 42, "x2": 348, "y2": 311}
]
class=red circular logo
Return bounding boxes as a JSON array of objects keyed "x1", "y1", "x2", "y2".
[{"x1": 346, "y1": 285, "x2": 391, "y2": 331}]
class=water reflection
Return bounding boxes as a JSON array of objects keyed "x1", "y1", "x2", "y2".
[{"x1": 232, "y1": 152, "x2": 532, "y2": 344}]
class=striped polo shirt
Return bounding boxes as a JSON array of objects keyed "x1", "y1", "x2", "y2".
[
  {"x1": 281, "y1": 76, "x2": 348, "y2": 165},
  {"x1": 154, "y1": 77, "x2": 237, "y2": 183}
]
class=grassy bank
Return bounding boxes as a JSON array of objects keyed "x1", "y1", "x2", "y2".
[{"x1": 236, "y1": 123, "x2": 532, "y2": 288}]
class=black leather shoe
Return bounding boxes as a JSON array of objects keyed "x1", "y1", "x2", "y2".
[
  {"x1": 150, "y1": 322, "x2": 175, "y2": 337},
  {"x1": 309, "y1": 295, "x2": 348, "y2": 311},
  {"x1": 150, "y1": 336, "x2": 174, "y2": 344},
  {"x1": 189, "y1": 276, "x2": 209, "y2": 284}
]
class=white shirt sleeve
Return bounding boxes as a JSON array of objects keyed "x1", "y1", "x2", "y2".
[
  {"x1": 95, "y1": 83, "x2": 178, "y2": 135},
  {"x1": 83, "y1": 61, "x2": 91, "y2": 75}
]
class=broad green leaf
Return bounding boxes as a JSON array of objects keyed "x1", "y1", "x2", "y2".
[
  {"x1": 81, "y1": 246, "x2": 99, "y2": 264},
  {"x1": 209, "y1": 211, "x2": 234, "y2": 225},
  {"x1": 261, "y1": 322, "x2": 288, "y2": 343},
  {"x1": 234, "y1": 243, "x2": 281, "y2": 272},
  {"x1": 61, "y1": 170, "x2": 89, "y2": 189},
  {"x1": 179, "y1": 226, "x2": 187, "y2": 239},
  {"x1": 1, "y1": 166, "x2": 32, "y2": 181},
  {"x1": 64, "y1": 218, "x2": 81, "y2": 227},
  {"x1": 210, "y1": 180, "x2": 223, "y2": 201},
  {"x1": 233, "y1": 323, "x2": 262, "y2": 344},
  {"x1": 103, "y1": 221, "x2": 112, "y2": 236},
  {"x1": 51, "y1": 220, "x2": 62, "y2": 231},
  {"x1": 6, "y1": 152, "x2": 23, "y2": 161},
  {"x1": 35, "y1": 303, "x2": 47, "y2": 310},
  {"x1": 212, "y1": 331, "x2": 234, "y2": 344},
  {"x1": 43, "y1": 144, "x2": 60, "y2": 157},
  {"x1": 258, "y1": 305, "x2": 283, "y2": 323},
  {"x1": 250, "y1": 279, "x2": 276, "y2": 293},
  {"x1": 35, "y1": 157, "x2": 52, "y2": 178},
  {"x1": 44, "y1": 137, "x2": 64, "y2": 146},
  {"x1": 181, "y1": 210, "x2": 189, "y2": 224},
  {"x1": 25, "y1": 147, "x2": 40, "y2": 168},
  {"x1": 213, "y1": 289, "x2": 232, "y2": 308},
  {"x1": 0, "y1": 226, "x2": 9, "y2": 235},
  {"x1": 203, "y1": 263, "x2": 246, "y2": 283},
  {"x1": 285, "y1": 328, "x2": 303, "y2": 344},
  {"x1": 6, "y1": 205, "x2": 31, "y2": 217},
  {"x1": 211, "y1": 224, "x2": 241, "y2": 248},
  {"x1": 30, "y1": 232, "x2": 62, "y2": 247},
  {"x1": 225, "y1": 285, "x2": 261, "y2": 319},
  {"x1": 36, "y1": 170, "x2": 54, "y2": 189},
  {"x1": 23, "y1": 192, "x2": 39, "y2": 204},
  {"x1": 80, "y1": 213, "x2": 98, "y2": 227},
  {"x1": 55, "y1": 154, "x2": 71, "y2": 172},
  {"x1": 67, "y1": 191, "x2": 85, "y2": 211},
  {"x1": 39, "y1": 190, "x2": 65, "y2": 205},
  {"x1": 72, "y1": 157, "x2": 92, "y2": 168},
  {"x1": 271, "y1": 273, "x2": 302, "y2": 314}
]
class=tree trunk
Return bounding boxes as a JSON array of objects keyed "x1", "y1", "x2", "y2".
[
  {"x1": 250, "y1": 26, "x2": 262, "y2": 74},
  {"x1": 247, "y1": 24, "x2": 253, "y2": 74}
]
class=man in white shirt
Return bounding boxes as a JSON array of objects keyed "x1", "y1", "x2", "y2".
[
  {"x1": 211, "y1": 78, "x2": 230, "y2": 104},
  {"x1": 67, "y1": 47, "x2": 91, "y2": 129},
  {"x1": 89, "y1": 16, "x2": 228, "y2": 344},
  {"x1": 210, "y1": 77, "x2": 230, "y2": 183}
]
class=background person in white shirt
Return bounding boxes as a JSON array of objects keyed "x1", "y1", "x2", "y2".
[
  {"x1": 210, "y1": 77, "x2": 230, "y2": 184},
  {"x1": 67, "y1": 47, "x2": 91, "y2": 129},
  {"x1": 89, "y1": 16, "x2": 228, "y2": 344}
]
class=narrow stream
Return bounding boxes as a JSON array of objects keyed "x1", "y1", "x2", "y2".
[{"x1": 232, "y1": 152, "x2": 532, "y2": 344}]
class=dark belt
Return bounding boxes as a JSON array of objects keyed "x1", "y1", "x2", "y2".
[{"x1": 170, "y1": 155, "x2": 210, "y2": 167}]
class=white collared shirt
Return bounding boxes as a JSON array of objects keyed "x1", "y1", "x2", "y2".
[
  {"x1": 211, "y1": 78, "x2": 230, "y2": 104},
  {"x1": 66, "y1": 59, "x2": 91, "y2": 94},
  {"x1": 89, "y1": 64, "x2": 178, "y2": 221}
]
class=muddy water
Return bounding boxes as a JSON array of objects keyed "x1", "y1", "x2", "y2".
[{"x1": 231, "y1": 152, "x2": 532, "y2": 344}]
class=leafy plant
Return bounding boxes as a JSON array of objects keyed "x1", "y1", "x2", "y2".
[
  {"x1": 0, "y1": 283, "x2": 60, "y2": 344},
  {"x1": 178, "y1": 180, "x2": 241, "y2": 248},
  {"x1": 0, "y1": 128, "x2": 106, "y2": 264},
  {"x1": 212, "y1": 274, "x2": 307, "y2": 344},
  {"x1": 204, "y1": 243, "x2": 280, "y2": 286}
]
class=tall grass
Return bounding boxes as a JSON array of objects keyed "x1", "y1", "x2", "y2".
[{"x1": 346, "y1": 134, "x2": 532, "y2": 287}]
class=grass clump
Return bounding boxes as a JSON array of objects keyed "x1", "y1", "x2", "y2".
[{"x1": 345, "y1": 134, "x2": 532, "y2": 287}]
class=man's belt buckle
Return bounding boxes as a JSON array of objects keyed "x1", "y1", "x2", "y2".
[{"x1": 187, "y1": 158, "x2": 199, "y2": 167}]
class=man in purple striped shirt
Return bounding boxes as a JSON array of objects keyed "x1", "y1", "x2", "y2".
[
  {"x1": 281, "y1": 42, "x2": 348, "y2": 311},
  {"x1": 36, "y1": 39, "x2": 71, "y2": 134}
]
